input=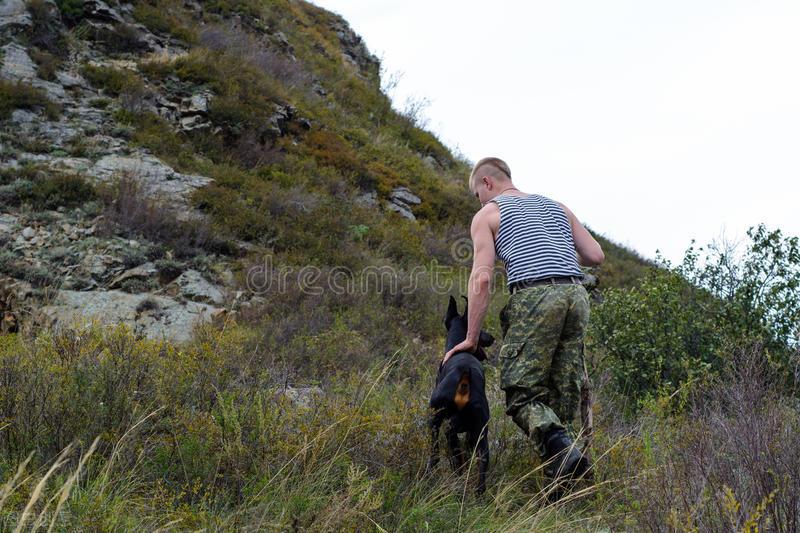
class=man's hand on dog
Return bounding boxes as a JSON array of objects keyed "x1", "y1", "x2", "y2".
[{"x1": 443, "y1": 337, "x2": 478, "y2": 365}]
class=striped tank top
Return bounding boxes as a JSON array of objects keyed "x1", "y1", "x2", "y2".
[{"x1": 490, "y1": 194, "x2": 584, "y2": 286}]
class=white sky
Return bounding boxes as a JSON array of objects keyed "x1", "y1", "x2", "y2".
[{"x1": 312, "y1": 0, "x2": 800, "y2": 265}]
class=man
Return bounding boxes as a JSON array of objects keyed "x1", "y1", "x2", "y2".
[{"x1": 443, "y1": 156, "x2": 604, "y2": 483}]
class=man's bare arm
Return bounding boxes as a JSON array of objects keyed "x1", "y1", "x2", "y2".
[
  {"x1": 443, "y1": 206, "x2": 497, "y2": 363},
  {"x1": 465, "y1": 208, "x2": 496, "y2": 343},
  {"x1": 558, "y1": 202, "x2": 605, "y2": 266}
]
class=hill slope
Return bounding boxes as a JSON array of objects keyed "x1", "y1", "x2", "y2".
[{"x1": 1, "y1": 0, "x2": 651, "y2": 349}]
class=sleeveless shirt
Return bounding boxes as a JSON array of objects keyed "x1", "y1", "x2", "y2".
[{"x1": 490, "y1": 194, "x2": 584, "y2": 286}]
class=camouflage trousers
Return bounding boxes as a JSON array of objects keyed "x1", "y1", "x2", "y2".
[{"x1": 499, "y1": 283, "x2": 590, "y2": 457}]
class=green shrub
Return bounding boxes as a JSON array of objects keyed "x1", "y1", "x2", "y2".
[
  {"x1": 0, "y1": 172, "x2": 95, "y2": 209},
  {"x1": 589, "y1": 224, "x2": 800, "y2": 407},
  {"x1": 28, "y1": 48, "x2": 62, "y2": 81},
  {"x1": 0, "y1": 80, "x2": 61, "y2": 120},
  {"x1": 54, "y1": 0, "x2": 85, "y2": 24},
  {"x1": 30, "y1": 173, "x2": 97, "y2": 209},
  {"x1": 80, "y1": 64, "x2": 145, "y2": 96},
  {"x1": 132, "y1": 1, "x2": 198, "y2": 44},
  {"x1": 589, "y1": 267, "x2": 722, "y2": 406}
]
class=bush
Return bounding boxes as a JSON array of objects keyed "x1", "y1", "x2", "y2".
[
  {"x1": 132, "y1": 1, "x2": 198, "y2": 44},
  {"x1": 97, "y1": 173, "x2": 231, "y2": 259},
  {"x1": 0, "y1": 80, "x2": 61, "y2": 120},
  {"x1": 596, "y1": 344, "x2": 800, "y2": 532},
  {"x1": 30, "y1": 173, "x2": 97, "y2": 209},
  {"x1": 589, "y1": 225, "x2": 800, "y2": 407},
  {"x1": 80, "y1": 64, "x2": 146, "y2": 97},
  {"x1": 0, "y1": 171, "x2": 95, "y2": 209},
  {"x1": 28, "y1": 48, "x2": 61, "y2": 81},
  {"x1": 54, "y1": 0, "x2": 85, "y2": 25},
  {"x1": 589, "y1": 268, "x2": 722, "y2": 406}
]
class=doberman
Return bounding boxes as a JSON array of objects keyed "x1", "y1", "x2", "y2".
[{"x1": 426, "y1": 295, "x2": 495, "y2": 495}]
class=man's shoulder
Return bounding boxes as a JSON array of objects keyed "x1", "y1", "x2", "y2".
[
  {"x1": 472, "y1": 202, "x2": 500, "y2": 234},
  {"x1": 473, "y1": 202, "x2": 499, "y2": 221}
]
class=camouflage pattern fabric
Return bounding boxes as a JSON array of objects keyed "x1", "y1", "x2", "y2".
[{"x1": 499, "y1": 283, "x2": 590, "y2": 457}]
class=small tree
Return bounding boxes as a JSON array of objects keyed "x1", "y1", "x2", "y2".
[{"x1": 589, "y1": 224, "x2": 800, "y2": 407}]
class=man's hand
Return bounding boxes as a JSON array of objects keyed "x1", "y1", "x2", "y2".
[{"x1": 442, "y1": 337, "x2": 477, "y2": 366}]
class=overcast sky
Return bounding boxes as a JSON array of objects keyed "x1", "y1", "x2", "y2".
[{"x1": 313, "y1": 0, "x2": 800, "y2": 265}]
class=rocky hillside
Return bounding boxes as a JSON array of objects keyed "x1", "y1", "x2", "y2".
[{"x1": 0, "y1": 0, "x2": 649, "y2": 347}]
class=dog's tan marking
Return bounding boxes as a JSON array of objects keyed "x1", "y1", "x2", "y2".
[{"x1": 454, "y1": 373, "x2": 470, "y2": 410}]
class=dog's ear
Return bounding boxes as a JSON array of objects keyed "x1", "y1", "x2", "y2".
[
  {"x1": 461, "y1": 295, "x2": 468, "y2": 317},
  {"x1": 445, "y1": 295, "x2": 459, "y2": 327},
  {"x1": 478, "y1": 331, "x2": 495, "y2": 348}
]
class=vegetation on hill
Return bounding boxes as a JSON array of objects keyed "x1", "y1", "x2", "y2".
[{"x1": 1, "y1": 0, "x2": 798, "y2": 530}]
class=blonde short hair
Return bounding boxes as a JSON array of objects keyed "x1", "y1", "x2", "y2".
[{"x1": 469, "y1": 157, "x2": 512, "y2": 191}]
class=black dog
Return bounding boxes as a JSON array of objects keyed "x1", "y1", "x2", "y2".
[{"x1": 426, "y1": 296, "x2": 495, "y2": 495}]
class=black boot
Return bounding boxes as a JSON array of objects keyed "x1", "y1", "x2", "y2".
[{"x1": 541, "y1": 428, "x2": 590, "y2": 482}]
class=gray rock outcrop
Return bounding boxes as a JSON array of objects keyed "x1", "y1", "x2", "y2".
[
  {"x1": 387, "y1": 186, "x2": 422, "y2": 220},
  {"x1": 167, "y1": 269, "x2": 225, "y2": 305},
  {"x1": 39, "y1": 290, "x2": 222, "y2": 344},
  {"x1": 91, "y1": 153, "x2": 213, "y2": 206},
  {"x1": 0, "y1": 0, "x2": 32, "y2": 33}
]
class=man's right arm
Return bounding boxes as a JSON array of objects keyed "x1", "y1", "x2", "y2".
[{"x1": 558, "y1": 202, "x2": 605, "y2": 266}]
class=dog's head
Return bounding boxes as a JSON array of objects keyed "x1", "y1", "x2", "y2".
[{"x1": 444, "y1": 295, "x2": 495, "y2": 361}]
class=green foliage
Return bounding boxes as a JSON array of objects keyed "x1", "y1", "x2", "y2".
[
  {"x1": 111, "y1": 109, "x2": 189, "y2": 162},
  {"x1": 80, "y1": 64, "x2": 145, "y2": 96},
  {"x1": 589, "y1": 267, "x2": 721, "y2": 404},
  {"x1": 677, "y1": 224, "x2": 800, "y2": 348},
  {"x1": 589, "y1": 224, "x2": 800, "y2": 406},
  {"x1": 28, "y1": 48, "x2": 61, "y2": 81},
  {"x1": 0, "y1": 323, "x2": 603, "y2": 530},
  {"x1": 139, "y1": 49, "x2": 220, "y2": 84},
  {"x1": 131, "y1": 0, "x2": 198, "y2": 44},
  {"x1": 31, "y1": 172, "x2": 97, "y2": 209},
  {"x1": 0, "y1": 79, "x2": 61, "y2": 120},
  {"x1": 0, "y1": 170, "x2": 96, "y2": 210},
  {"x1": 593, "y1": 345, "x2": 800, "y2": 531},
  {"x1": 54, "y1": 0, "x2": 84, "y2": 24}
]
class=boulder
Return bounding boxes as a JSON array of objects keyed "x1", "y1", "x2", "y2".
[
  {"x1": 167, "y1": 269, "x2": 225, "y2": 305},
  {"x1": 0, "y1": 0, "x2": 31, "y2": 33},
  {"x1": 182, "y1": 92, "x2": 211, "y2": 114},
  {"x1": 0, "y1": 42, "x2": 37, "y2": 81},
  {"x1": 387, "y1": 186, "x2": 422, "y2": 220},
  {"x1": 390, "y1": 186, "x2": 421, "y2": 206},
  {"x1": 329, "y1": 17, "x2": 379, "y2": 80},
  {"x1": 108, "y1": 262, "x2": 158, "y2": 290},
  {"x1": 386, "y1": 201, "x2": 415, "y2": 220},
  {"x1": 90, "y1": 153, "x2": 213, "y2": 205},
  {"x1": 82, "y1": 0, "x2": 125, "y2": 23},
  {"x1": 0, "y1": 214, "x2": 18, "y2": 234},
  {"x1": 179, "y1": 114, "x2": 210, "y2": 132},
  {"x1": 55, "y1": 70, "x2": 88, "y2": 90},
  {"x1": 39, "y1": 289, "x2": 222, "y2": 344}
]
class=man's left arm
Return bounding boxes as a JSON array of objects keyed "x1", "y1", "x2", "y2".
[{"x1": 443, "y1": 208, "x2": 496, "y2": 362}]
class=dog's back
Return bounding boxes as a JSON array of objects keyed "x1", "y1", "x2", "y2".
[{"x1": 430, "y1": 353, "x2": 489, "y2": 430}]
